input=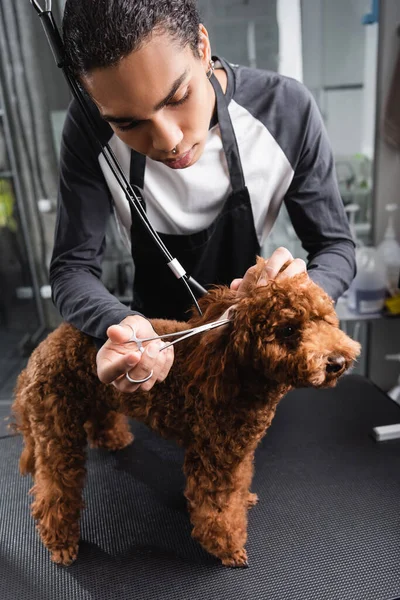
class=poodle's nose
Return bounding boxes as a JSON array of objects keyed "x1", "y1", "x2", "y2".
[{"x1": 326, "y1": 354, "x2": 346, "y2": 374}]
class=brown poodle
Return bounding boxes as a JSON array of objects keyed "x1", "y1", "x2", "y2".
[{"x1": 12, "y1": 259, "x2": 360, "y2": 568}]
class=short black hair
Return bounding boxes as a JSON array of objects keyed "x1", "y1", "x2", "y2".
[{"x1": 63, "y1": 0, "x2": 201, "y2": 77}]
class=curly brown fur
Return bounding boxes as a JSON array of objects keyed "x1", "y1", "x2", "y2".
[{"x1": 12, "y1": 258, "x2": 360, "y2": 567}]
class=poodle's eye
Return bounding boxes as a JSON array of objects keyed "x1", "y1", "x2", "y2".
[{"x1": 279, "y1": 326, "x2": 296, "y2": 338}]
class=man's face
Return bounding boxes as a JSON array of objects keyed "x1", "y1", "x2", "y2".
[{"x1": 82, "y1": 26, "x2": 215, "y2": 169}]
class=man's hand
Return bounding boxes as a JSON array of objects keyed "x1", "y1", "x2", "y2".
[
  {"x1": 96, "y1": 315, "x2": 174, "y2": 393},
  {"x1": 230, "y1": 247, "x2": 307, "y2": 293}
]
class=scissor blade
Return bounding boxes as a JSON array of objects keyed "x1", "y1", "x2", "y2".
[{"x1": 160, "y1": 319, "x2": 231, "y2": 350}]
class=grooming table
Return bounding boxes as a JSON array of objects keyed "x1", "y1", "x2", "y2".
[{"x1": 1, "y1": 374, "x2": 400, "y2": 600}]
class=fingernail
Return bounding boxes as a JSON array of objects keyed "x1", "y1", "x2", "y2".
[
  {"x1": 146, "y1": 343, "x2": 160, "y2": 358},
  {"x1": 126, "y1": 325, "x2": 137, "y2": 338}
]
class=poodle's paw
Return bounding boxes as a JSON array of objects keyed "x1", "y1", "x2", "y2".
[
  {"x1": 50, "y1": 544, "x2": 79, "y2": 566},
  {"x1": 221, "y1": 548, "x2": 249, "y2": 568},
  {"x1": 19, "y1": 446, "x2": 35, "y2": 476},
  {"x1": 247, "y1": 492, "x2": 259, "y2": 508},
  {"x1": 90, "y1": 431, "x2": 134, "y2": 452}
]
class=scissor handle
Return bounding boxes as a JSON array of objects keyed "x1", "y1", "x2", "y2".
[{"x1": 127, "y1": 328, "x2": 185, "y2": 354}]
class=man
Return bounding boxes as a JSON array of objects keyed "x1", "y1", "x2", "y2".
[{"x1": 51, "y1": 0, "x2": 355, "y2": 392}]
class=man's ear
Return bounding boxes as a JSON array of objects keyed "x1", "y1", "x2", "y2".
[{"x1": 198, "y1": 24, "x2": 211, "y2": 66}]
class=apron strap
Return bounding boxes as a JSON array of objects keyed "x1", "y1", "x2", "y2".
[
  {"x1": 129, "y1": 149, "x2": 146, "y2": 190},
  {"x1": 209, "y1": 72, "x2": 246, "y2": 193}
]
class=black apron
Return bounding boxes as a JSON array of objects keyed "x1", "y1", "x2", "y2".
[{"x1": 128, "y1": 67, "x2": 260, "y2": 321}]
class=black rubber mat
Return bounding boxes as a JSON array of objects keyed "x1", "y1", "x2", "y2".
[
  {"x1": 0, "y1": 403, "x2": 12, "y2": 437},
  {"x1": 1, "y1": 374, "x2": 400, "y2": 600},
  {"x1": 0, "y1": 342, "x2": 27, "y2": 401}
]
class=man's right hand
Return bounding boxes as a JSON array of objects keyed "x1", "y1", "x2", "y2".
[{"x1": 96, "y1": 315, "x2": 174, "y2": 393}]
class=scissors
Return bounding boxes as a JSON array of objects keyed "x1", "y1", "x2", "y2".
[
  {"x1": 124, "y1": 315, "x2": 232, "y2": 384},
  {"x1": 127, "y1": 317, "x2": 232, "y2": 354}
]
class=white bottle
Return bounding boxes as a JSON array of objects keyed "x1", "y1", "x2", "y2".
[
  {"x1": 347, "y1": 246, "x2": 387, "y2": 315},
  {"x1": 377, "y1": 203, "x2": 400, "y2": 296}
]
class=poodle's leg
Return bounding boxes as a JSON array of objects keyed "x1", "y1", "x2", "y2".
[
  {"x1": 85, "y1": 411, "x2": 133, "y2": 451},
  {"x1": 241, "y1": 452, "x2": 258, "y2": 509},
  {"x1": 247, "y1": 492, "x2": 259, "y2": 508},
  {"x1": 12, "y1": 374, "x2": 36, "y2": 476},
  {"x1": 184, "y1": 450, "x2": 255, "y2": 568},
  {"x1": 19, "y1": 425, "x2": 36, "y2": 476},
  {"x1": 30, "y1": 425, "x2": 87, "y2": 566}
]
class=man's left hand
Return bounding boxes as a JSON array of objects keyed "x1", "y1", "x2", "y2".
[{"x1": 230, "y1": 247, "x2": 307, "y2": 293}]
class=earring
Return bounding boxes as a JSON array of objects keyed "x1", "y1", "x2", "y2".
[{"x1": 206, "y1": 59, "x2": 215, "y2": 80}]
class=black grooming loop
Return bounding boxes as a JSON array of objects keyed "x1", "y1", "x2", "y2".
[{"x1": 30, "y1": 0, "x2": 207, "y2": 315}]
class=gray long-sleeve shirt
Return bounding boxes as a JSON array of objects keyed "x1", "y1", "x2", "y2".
[{"x1": 50, "y1": 60, "x2": 356, "y2": 344}]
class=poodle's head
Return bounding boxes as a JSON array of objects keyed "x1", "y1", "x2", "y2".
[{"x1": 196, "y1": 258, "x2": 361, "y2": 390}]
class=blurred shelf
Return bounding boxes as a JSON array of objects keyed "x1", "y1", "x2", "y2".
[
  {"x1": 0, "y1": 171, "x2": 13, "y2": 178},
  {"x1": 341, "y1": 188, "x2": 372, "y2": 198},
  {"x1": 336, "y1": 297, "x2": 383, "y2": 322}
]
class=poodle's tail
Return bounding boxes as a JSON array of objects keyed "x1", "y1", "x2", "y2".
[{"x1": 11, "y1": 368, "x2": 36, "y2": 476}]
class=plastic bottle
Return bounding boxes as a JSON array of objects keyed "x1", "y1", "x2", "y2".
[
  {"x1": 377, "y1": 203, "x2": 400, "y2": 296},
  {"x1": 347, "y1": 246, "x2": 387, "y2": 315}
]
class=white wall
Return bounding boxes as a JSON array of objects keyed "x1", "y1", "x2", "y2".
[
  {"x1": 301, "y1": 0, "x2": 376, "y2": 158},
  {"x1": 363, "y1": 22, "x2": 379, "y2": 158},
  {"x1": 198, "y1": 0, "x2": 279, "y2": 71},
  {"x1": 277, "y1": 0, "x2": 303, "y2": 81},
  {"x1": 199, "y1": 0, "x2": 302, "y2": 79}
]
